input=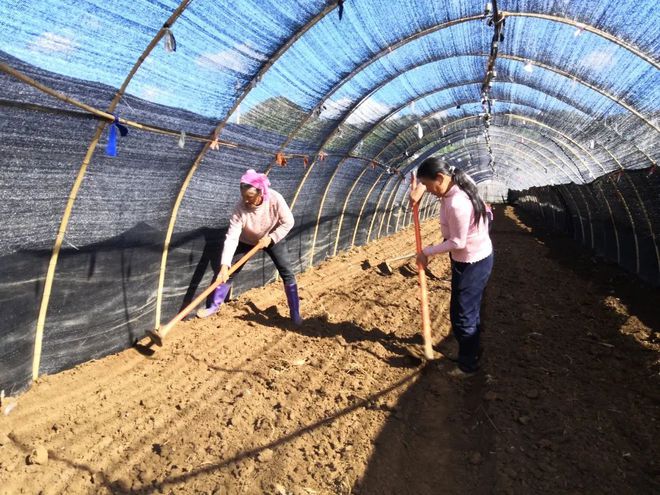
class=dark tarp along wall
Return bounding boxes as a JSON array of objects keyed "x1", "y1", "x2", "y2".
[{"x1": 510, "y1": 169, "x2": 660, "y2": 287}]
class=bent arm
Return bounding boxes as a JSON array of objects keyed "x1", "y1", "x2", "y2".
[
  {"x1": 220, "y1": 205, "x2": 243, "y2": 267},
  {"x1": 422, "y1": 198, "x2": 470, "y2": 257}
]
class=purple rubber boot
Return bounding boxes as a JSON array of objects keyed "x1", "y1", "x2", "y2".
[
  {"x1": 284, "y1": 283, "x2": 303, "y2": 326},
  {"x1": 196, "y1": 282, "x2": 231, "y2": 318}
]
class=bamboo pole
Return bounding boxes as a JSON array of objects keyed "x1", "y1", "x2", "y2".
[
  {"x1": 597, "y1": 144, "x2": 656, "y2": 275},
  {"x1": 446, "y1": 140, "x2": 571, "y2": 188},
  {"x1": 593, "y1": 183, "x2": 620, "y2": 263},
  {"x1": 297, "y1": 69, "x2": 655, "y2": 206},
  {"x1": 331, "y1": 168, "x2": 370, "y2": 257},
  {"x1": 268, "y1": 9, "x2": 655, "y2": 179},
  {"x1": 386, "y1": 114, "x2": 584, "y2": 184},
  {"x1": 503, "y1": 11, "x2": 660, "y2": 70},
  {"x1": 560, "y1": 185, "x2": 587, "y2": 247},
  {"x1": 350, "y1": 172, "x2": 387, "y2": 248},
  {"x1": 154, "y1": 4, "x2": 342, "y2": 327},
  {"x1": 366, "y1": 174, "x2": 398, "y2": 242},
  {"x1": 376, "y1": 175, "x2": 404, "y2": 239},
  {"x1": 30, "y1": 0, "x2": 192, "y2": 381},
  {"x1": 381, "y1": 110, "x2": 592, "y2": 182},
  {"x1": 263, "y1": 16, "x2": 483, "y2": 176},
  {"x1": 498, "y1": 54, "x2": 659, "y2": 134},
  {"x1": 273, "y1": 46, "x2": 656, "y2": 215}
]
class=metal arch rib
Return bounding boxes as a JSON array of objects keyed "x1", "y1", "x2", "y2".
[
  {"x1": 383, "y1": 105, "x2": 617, "y2": 180},
  {"x1": 326, "y1": 123, "x2": 575, "y2": 261},
  {"x1": 284, "y1": 49, "x2": 657, "y2": 216},
  {"x1": 389, "y1": 117, "x2": 588, "y2": 188},
  {"x1": 396, "y1": 120, "x2": 584, "y2": 184},
  {"x1": 372, "y1": 94, "x2": 592, "y2": 177},
  {"x1": 498, "y1": 54, "x2": 659, "y2": 134},
  {"x1": 378, "y1": 105, "x2": 590, "y2": 182},
  {"x1": 266, "y1": 15, "x2": 484, "y2": 172},
  {"x1": 328, "y1": 74, "x2": 615, "y2": 163},
  {"x1": 504, "y1": 11, "x2": 659, "y2": 69},
  {"x1": 327, "y1": 53, "x2": 658, "y2": 168},
  {"x1": 397, "y1": 126, "x2": 572, "y2": 187},
  {"x1": 357, "y1": 143, "x2": 541, "y2": 245},
  {"x1": 272, "y1": 11, "x2": 657, "y2": 170},
  {"x1": 301, "y1": 96, "x2": 593, "y2": 253}
]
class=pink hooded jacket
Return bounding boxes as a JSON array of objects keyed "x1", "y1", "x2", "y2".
[{"x1": 423, "y1": 185, "x2": 493, "y2": 263}]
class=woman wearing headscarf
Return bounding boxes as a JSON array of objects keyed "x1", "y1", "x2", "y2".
[
  {"x1": 410, "y1": 157, "x2": 493, "y2": 376},
  {"x1": 197, "y1": 169, "x2": 301, "y2": 325}
]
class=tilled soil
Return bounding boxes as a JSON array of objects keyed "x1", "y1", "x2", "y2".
[{"x1": 0, "y1": 206, "x2": 658, "y2": 495}]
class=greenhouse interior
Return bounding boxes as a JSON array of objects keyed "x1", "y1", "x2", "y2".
[{"x1": 0, "y1": 1, "x2": 658, "y2": 493}]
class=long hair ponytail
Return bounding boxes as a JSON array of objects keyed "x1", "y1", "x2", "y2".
[{"x1": 416, "y1": 157, "x2": 487, "y2": 227}]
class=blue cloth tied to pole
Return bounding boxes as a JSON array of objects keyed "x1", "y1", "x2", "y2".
[{"x1": 106, "y1": 115, "x2": 128, "y2": 157}]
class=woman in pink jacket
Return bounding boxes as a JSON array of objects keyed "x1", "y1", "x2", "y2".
[
  {"x1": 411, "y1": 157, "x2": 493, "y2": 376},
  {"x1": 197, "y1": 169, "x2": 301, "y2": 325}
]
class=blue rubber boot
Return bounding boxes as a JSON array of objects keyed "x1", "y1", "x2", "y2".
[
  {"x1": 196, "y1": 282, "x2": 231, "y2": 318},
  {"x1": 284, "y1": 283, "x2": 303, "y2": 326}
]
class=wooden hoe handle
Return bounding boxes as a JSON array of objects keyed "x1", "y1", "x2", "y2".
[
  {"x1": 148, "y1": 244, "x2": 262, "y2": 346},
  {"x1": 386, "y1": 252, "x2": 417, "y2": 263},
  {"x1": 411, "y1": 179, "x2": 434, "y2": 360}
]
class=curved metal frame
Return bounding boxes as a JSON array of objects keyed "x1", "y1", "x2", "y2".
[
  {"x1": 152, "y1": 3, "x2": 341, "y2": 328},
  {"x1": 595, "y1": 146, "x2": 651, "y2": 275},
  {"x1": 366, "y1": 173, "x2": 400, "y2": 242},
  {"x1": 282, "y1": 50, "x2": 656, "y2": 217},
  {"x1": 306, "y1": 109, "x2": 548, "y2": 268},
  {"x1": 505, "y1": 11, "x2": 659, "y2": 69},
  {"x1": 378, "y1": 112, "x2": 591, "y2": 181},
  {"x1": 592, "y1": 182, "x2": 621, "y2": 262},
  {"x1": 384, "y1": 112, "x2": 587, "y2": 182},
  {"x1": 374, "y1": 122, "x2": 627, "y2": 251},
  {"x1": 306, "y1": 92, "x2": 607, "y2": 268},
  {"x1": 309, "y1": 111, "x2": 561, "y2": 267},
  {"x1": 330, "y1": 167, "x2": 372, "y2": 258},
  {"x1": 270, "y1": 10, "x2": 657, "y2": 176},
  {"x1": 399, "y1": 112, "x2": 605, "y2": 180},
  {"x1": 378, "y1": 117, "x2": 570, "y2": 225},
  {"x1": 326, "y1": 71, "x2": 610, "y2": 183},
  {"x1": 407, "y1": 119, "x2": 634, "y2": 249},
  {"x1": 18, "y1": 2, "x2": 660, "y2": 383},
  {"x1": 350, "y1": 172, "x2": 389, "y2": 248}
]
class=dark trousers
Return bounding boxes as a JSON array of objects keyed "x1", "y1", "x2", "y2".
[
  {"x1": 228, "y1": 240, "x2": 296, "y2": 285},
  {"x1": 450, "y1": 253, "x2": 493, "y2": 372}
]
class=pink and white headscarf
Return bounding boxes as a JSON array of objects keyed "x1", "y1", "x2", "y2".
[{"x1": 240, "y1": 169, "x2": 271, "y2": 202}]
